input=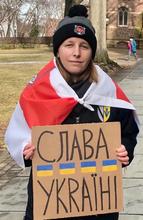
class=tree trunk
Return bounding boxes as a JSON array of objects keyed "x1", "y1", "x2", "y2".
[
  {"x1": 6, "y1": 16, "x2": 12, "y2": 37},
  {"x1": 64, "y1": 0, "x2": 73, "y2": 16},
  {"x1": 64, "y1": 0, "x2": 83, "y2": 16},
  {"x1": 89, "y1": 0, "x2": 109, "y2": 64}
]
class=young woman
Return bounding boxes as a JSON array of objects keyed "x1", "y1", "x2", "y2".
[
  {"x1": 127, "y1": 40, "x2": 132, "y2": 59},
  {"x1": 5, "y1": 5, "x2": 139, "y2": 220}
]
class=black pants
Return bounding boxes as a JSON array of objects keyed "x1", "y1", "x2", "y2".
[{"x1": 24, "y1": 170, "x2": 119, "y2": 220}]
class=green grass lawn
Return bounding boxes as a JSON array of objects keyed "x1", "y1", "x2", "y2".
[
  {"x1": 0, "y1": 46, "x2": 53, "y2": 147},
  {"x1": 0, "y1": 46, "x2": 53, "y2": 62}
]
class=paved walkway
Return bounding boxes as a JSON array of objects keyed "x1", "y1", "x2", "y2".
[
  {"x1": 118, "y1": 60, "x2": 143, "y2": 220},
  {"x1": 0, "y1": 53, "x2": 143, "y2": 220}
]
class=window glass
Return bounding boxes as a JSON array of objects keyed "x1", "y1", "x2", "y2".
[
  {"x1": 124, "y1": 10, "x2": 128, "y2": 25},
  {"x1": 119, "y1": 11, "x2": 123, "y2": 25},
  {"x1": 118, "y1": 7, "x2": 128, "y2": 26}
]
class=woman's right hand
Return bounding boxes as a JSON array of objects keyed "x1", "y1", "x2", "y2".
[{"x1": 23, "y1": 143, "x2": 35, "y2": 160}]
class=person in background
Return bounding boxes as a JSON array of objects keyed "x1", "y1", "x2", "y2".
[
  {"x1": 127, "y1": 40, "x2": 132, "y2": 60},
  {"x1": 130, "y1": 37, "x2": 138, "y2": 59},
  {"x1": 5, "y1": 4, "x2": 139, "y2": 220}
]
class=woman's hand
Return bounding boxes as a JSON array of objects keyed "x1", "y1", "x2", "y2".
[
  {"x1": 116, "y1": 145, "x2": 129, "y2": 166},
  {"x1": 23, "y1": 143, "x2": 35, "y2": 160}
]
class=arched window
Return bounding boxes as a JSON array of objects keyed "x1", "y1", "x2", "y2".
[{"x1": 118, "y1": 7, "x2": 128, "y2": 26}]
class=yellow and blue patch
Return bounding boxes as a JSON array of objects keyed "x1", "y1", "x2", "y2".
[
  {"x1": 80, "y1": 161, "x2": 97, "y2": 173},
  {"x1": 59, "y1": 163, "x2": 75, "y2": 175},
  {"x1": 102, "y1": 160, "x2": 118, "y2": 172},
  {"x1": 97, "y1": 106, "x2": 111, "y2": 122},
  {"x1": 37, "y1": 164, "x2": 53, "y2": 177}
]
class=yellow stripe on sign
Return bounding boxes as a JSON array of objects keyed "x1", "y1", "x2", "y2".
[
  {"x1": 37, "y1": 170, "x2": 53, "y2": 177},
  {"x1": 60, "y1": 169, "x2": 75, "y2": 175},
  {"x1": 81, "y1": 167, "x2": 97, "y2": 173},
  {"x1": 102, "y1": 165, "x2": 118, "y2": 172}
]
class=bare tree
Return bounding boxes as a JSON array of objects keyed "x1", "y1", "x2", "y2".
[
  {"x1": 0, "y1": 0, "x2": 25, "y2": 37},
  {"x1": 18, "y1": 0, "x2": 64, "y2": 37},
  {"x1": 0, "y1": 0, "x2": 65, "y2": 37},
  {"x1": 18, "y1": 0, "x2": 40, "y2": 37}
]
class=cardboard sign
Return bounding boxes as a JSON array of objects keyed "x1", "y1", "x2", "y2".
[{"x1": 32, "y1": 122, "x2": 123, "y2": 220}]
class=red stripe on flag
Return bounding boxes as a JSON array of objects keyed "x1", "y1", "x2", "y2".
[
  {"x1": 113, "y1": 81, "x2": 130, "y2": 103},
  {"x1": 20, "y1": 60, "x2": 77, "y2": 128}
]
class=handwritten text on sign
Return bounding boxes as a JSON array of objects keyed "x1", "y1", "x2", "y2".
[{"x1": 32, "y1": 122, "x2": 123, "y2": 220}]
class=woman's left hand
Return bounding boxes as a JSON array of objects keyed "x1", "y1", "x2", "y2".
[{"x1": 116, "y1": 145, "x2": 129, "y2": 166}]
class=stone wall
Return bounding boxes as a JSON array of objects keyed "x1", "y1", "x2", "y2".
[
  {"x1": 107, "y1": 0, "x2": 143, "y2": 48},
  {"x1": 0, "y1": 37, "x2": 52, "y2": 47}
]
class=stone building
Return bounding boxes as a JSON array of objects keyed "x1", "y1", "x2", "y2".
[
  {"x1": 46, "y1": 0, "x2": 143, "y2": 48},
  {"x1": 106, "y1": 0, "x2": 143, "y2": 47}
]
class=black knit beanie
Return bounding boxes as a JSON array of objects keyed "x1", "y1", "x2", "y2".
[{"x1": 53, "y1": 5, "x2": 97, "y2": 59}]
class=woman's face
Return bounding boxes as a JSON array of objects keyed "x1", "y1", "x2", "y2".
[{"x1": 58, "y1": 37, "x2": 92, "y2": 75}]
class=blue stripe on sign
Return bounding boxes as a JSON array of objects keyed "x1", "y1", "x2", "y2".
[
  {"x1": 103, "y1": 160, "x2": 117, "y2": 166},
  {"x1": 37, "y1": 165, "x2": 53, "y2": 171},
  {"x1": 59, "y1": 163, "x2": 75, "y2": 169},
  {"x1": 81, "y1": 161, "x2": 96, "y2": 167}
]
